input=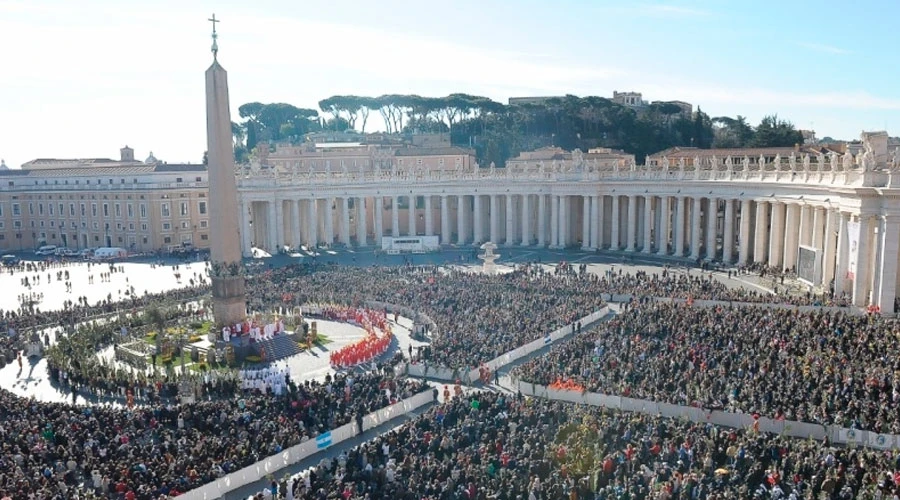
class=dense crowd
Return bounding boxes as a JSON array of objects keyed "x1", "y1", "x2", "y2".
[
  {"x1": 514, "y1": 301, "x2": 900, "y2": 433},
  {"x1": 244, "y1": 265, "x2": 607, "y2": 369},
  {"x1": 261, "y1": 392, "x2": 894, "y2": 500},
  {"x1": 0, "y1": 372, "x2": 427, "y2": 499}
]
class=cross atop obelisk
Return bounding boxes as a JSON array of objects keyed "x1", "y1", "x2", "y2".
[
  {"x1": 205, "y1": 15, "x2": 247, "y2": 328},
  {"x1": 208, "y1": 14, "x2": 220, "y2": 60}
]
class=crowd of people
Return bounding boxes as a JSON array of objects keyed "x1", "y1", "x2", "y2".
[
  {"x1": 0, "y1": 372, "x2": 427, "y2": 499},
  {"x1": 327, "y1": 307, "x2": 395, "y2": 369},
  {"x1": 514, "y1": 300, "x2": 900, "y2": 433},
  {"x1": 244, "y1": 265, "x2": 608, "y2": 370},
  {"x1": 258, "y1": 392, "x2": 895, "y2": 500}
]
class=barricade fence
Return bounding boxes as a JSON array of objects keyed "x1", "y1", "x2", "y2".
[
  {"x1": 515, "y1": 381, "x2": 894, "y2": 451},
  {"x1": 401, "y1": 306, "x2": 611, "y2": 383},
  {"x1": 183, "y1": 390, "x2": 434, "y2": 500},
  {"x1": 600, "y1": 294, "x2": 857, "y2": 314}
]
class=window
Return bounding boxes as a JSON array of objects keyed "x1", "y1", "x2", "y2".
[
  {"x1": 128, "y1": 223, "x2": 134, "y2": 230},
  {"x1": 12, "y1": 203, "x2": 20, "y2": 216},
  {"x1": 103, "y1": 203, "x2": 109, "y2": 217},
  {"x1": 115, "y1": 204, "x2": 121, "y2": 217},
  {"x1": 161, "y1": 203, "x2": 170, "y2": 218},
  {"x1": 92, "y1": 222, "x2": 99, "y2": 230},
  {"x1": 38, "y1": 204, "x2": 43, "y2": 215},
  {"x1": 14, "y1": 221, "x2": 21, "y2": 228},
  {"x1": 142, "y1": 237, "x2": 148, "y2": 244},
  {"x1": 195, "y1": 176, "x2": 202, "y2": 182},
  {"x1": 198, "y1": 201, "x2": 207, "y2": 215},
  {"x1": 50, "y1": 221, "x2": 54, "y2": 228},
  {"x1": 127, "y1": 204, "x2": 134, "y2": 218},
  {"x1": 180, "y1": 221, "x2": 189, "y2": 229},
  {"x1": 94, "y1": 235, "x2": 99, "y2": 242},
  {"x1": 180, "y1": 202, "x2": 188, "y2": 216},
  {"x1": 91, "y1": 203, "x2": 97, "y2": 217},
  {"x1": 0, "y1": 204, "x2": 3, "y2": 216},
  {"x1": 176, "y1": 177, "x2": 183, "y2": 183},
  {"x1": 28, "y1": 203, "x2": 34, "y2": 216},
  {"x1": 140, "y1": 204, "x2": 147, "y2": 219},
  {"x1": 69, "y1": 204, "x2": 75, "y2": 216},
  {"x1": 163, "y1": 236, "x2": 172, "y2": 244},
  {"x1": 162, "y1": 222, "x2": 171, "y2": 230},
  {"x1": 200, "y1": 234, "x2": 208, "y2": 240},
  {"x1": 116, "y1": 223, "x2": 122, "y2": 230},
  {"x1": 0, "y1": 222, "x2": 4, "y2": 229},
  {"x1": 200, "y1": 220, "x2": 208, "y2": 228},
  {"x1": 80, "y1": 203, "x2": 85, "y2": 216},
  {"x1": 141, "y1": 223, "x2": 148, "y2": 231},
  {"x1": 58, "y1": 203, "x2": 63, "y2": 215}
]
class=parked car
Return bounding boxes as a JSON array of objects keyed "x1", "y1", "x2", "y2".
[
  {"x1": 55, "y1": 247, "x2": 78, "y2": 257},
  {"x1": 35, "y1": 245, "x2": 57, "y2": 256},
  {"x1": 0, "y1": 255, "x2": 19, "y2": 266}
]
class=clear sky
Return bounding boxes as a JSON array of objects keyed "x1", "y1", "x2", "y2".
[{"x1": 1, "y1": 0, "x2": 897, "y2": 168}]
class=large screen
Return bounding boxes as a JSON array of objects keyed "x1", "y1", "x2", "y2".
[{"x1": 797, "y1": 246, "x2": 817, "y2": 284}]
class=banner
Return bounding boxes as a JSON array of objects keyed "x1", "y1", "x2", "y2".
[{"x1": 846, "y1": 220, "x2": 860, "y2": 280}]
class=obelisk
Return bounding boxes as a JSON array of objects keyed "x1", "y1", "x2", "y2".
[{"x1": 204, "y1": 15, "x2": 247, "y2": 328}]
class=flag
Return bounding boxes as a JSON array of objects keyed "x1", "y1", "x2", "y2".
[{"x1": 316, "y1": 431, "x2": 332, "y2": 449}]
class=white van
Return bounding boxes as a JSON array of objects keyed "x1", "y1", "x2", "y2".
[
  {"x1": 91, "y1": 247, "x2": 128, "y2": 261},
  {"x1": 35, "y1": 245, "x2": 57, "y2": 256}
]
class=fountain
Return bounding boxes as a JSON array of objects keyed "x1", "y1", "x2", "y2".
[{"x1": 478, "y1": 242, "x2": 500, "y2": 274}]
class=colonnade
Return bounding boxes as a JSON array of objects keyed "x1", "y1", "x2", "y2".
[{"x1": 240, "y1": 192, "x2": 900, "y2": 312}]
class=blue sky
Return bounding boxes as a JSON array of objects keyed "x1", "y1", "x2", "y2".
[{"x1": 0, "y1": 0, "x2": 897, "y2": 167}]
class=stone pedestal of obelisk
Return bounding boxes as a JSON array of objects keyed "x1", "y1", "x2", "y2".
[{"x1": 205, "y1": 51, "x2": 247, "y2": 328}]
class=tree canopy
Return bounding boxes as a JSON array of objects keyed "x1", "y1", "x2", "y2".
[{"x1": 232, "y1": 94, "x2": 805, "y2": 166}]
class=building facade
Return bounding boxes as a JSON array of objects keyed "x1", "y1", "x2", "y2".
[
  {"x1": 0, "y1": 147, "x2": 211, "y2": 253},
  {"x1": 237, "y1": 131, "x2": 900, "y2": 312}
]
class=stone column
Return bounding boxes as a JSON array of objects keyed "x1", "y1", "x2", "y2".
[
  {"x1": 611, "y1": 196, "x2": 620, "y2": 250},
  {"x1": 656, "y1": 196, "x2": 670, "y2": 255},
  {"x1": 822, "y1": 209, "x2": 837, "y2": 287},
  {"x1": 538, "y1": 195, "x2": 547, "y2": 247},
  {"x1": 754, "y1": 201, "x2": 769, "y2": 264},
  {"x1": 705, "y1": 197, "x2": 717, "y2": 261},
  {"x1": 267, "y1": 200, "x2": 278, "y2": 253},
  {"x1": 307, "y1": 199, "x2": 319, "y2": 248},
  {"x1": 440, "y1": 195, "x2": 450, "y2": 245},
  {"x1": 581, "y1": 196, "x2": 591, "y2": 250},
  {"x1": 783, "y1": 204, "x2": 800, "y2": 271},
  {"x1": 550, "y1": 195, "x2": 560, "y2": 248},
  {"x1": 626, "y1": 195, "x2": 637, "y2": 252},
  {"x1": 674, "y1": 197, "x2": 685, "y2": 257},
  {"x1": 560, "y1": 196, "x2": 570, "y2": 247},
  {"x1": 521, "y1": 194, "x2": 531, "y2": 246},
  {"x1": 323, "y1": 197, "x2": 334, "y2": 246},
  {"x1": 737, "y1": 199, "x2": 751, "y2": 265},
  {"x1": 768, "y1": 202, "x2": 785, "y2": 268},
  {"x1": 488, "y1": 195, "x2": 498, "y2": 243},
  {"x1": 290, "y1": 199, "x2": 301, "y2": 249},
  {"x1": 834, "y1": 212, "x2": 850, "y2": 296},
  {"x1": 799, "y1": 205, "x2": 812, "y2": 247},
  {"x1": 408, "y1": 195, "x2": 416, "y2": 236},
  {"x1": 689, "y1": 198, "x2": 702, "y2": 260},
  {"x1": 473, "y1": 195, "x2": 484, "y2": 244},
  {"x1": 239, "y1": 200, "x2": 252, "y2": 257},
  {"x1": 425, "y1": 196, "x2": 434, "y2": 236},
  {"x1": 723, "y1": 199, "x2": 735, "y2": 263},
  {"x1": 505, "y1": 195, "x2": 515, "y2": 245},
  {"x1": 374, "y1": 197, "x2": 384, "y2": 244},
  {"x1": 340, "y1": 197, "x2": 351, "y2": 245},
  {"x1": 590, "y1": 195, "x2": 601, "y2": 250},
  {"x1": 391, "y1": 196, "x2": 400, "y2": 238},
  {"x1": 456, "y1": 195, "x2": 469, "y2": 245},
  {"x1": 812, "y1": 207, "x2": 825, "y2": 249},
  {"x1": 642, "y1": 196, "x2": 653, "y2": 253},
  {"x1": 357, "y1": 197, "x2": 367, "y2": 246},
  {"x1": 877, "y1": 215, "x2": 899, "y2": 312},
  {"x1": 853, "y1": 214, "x2": 873, "y2": 307},
  {"x1": 457, "y1": 196, "x2": 467, "y2": 245}
]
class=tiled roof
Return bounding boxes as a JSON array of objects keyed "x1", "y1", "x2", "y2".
[
  {"x1": 394, "y1": 146, "x2": 475, "y2": 156},
  {"x1": 649, "y1": 146, "x2": 814, "y2": 158}
]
